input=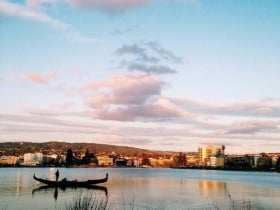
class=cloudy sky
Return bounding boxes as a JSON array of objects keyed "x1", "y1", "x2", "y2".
[{"x1": 1, "y1": 0, "x2": 280, "y2": 154}]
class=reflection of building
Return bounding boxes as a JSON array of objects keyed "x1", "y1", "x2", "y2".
[
  {"x1": 199, "y1": 180, "x2": 227, "y2": 196},
  {"x1": 198, "y1": 145, "x2": 225, "y2": 166}
]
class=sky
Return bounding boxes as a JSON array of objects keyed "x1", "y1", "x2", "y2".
[{"x1": 0, "y1": 0, "x2": 280, "y2": 154}]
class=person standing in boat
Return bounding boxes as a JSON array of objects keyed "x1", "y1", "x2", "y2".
[{"x1": 55, "y1": 169, "x2": 59, "y2": 182}]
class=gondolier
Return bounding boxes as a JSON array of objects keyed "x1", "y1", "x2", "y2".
[{"x1": 55, "y1": 169, "x2": 59, "y2": 182}]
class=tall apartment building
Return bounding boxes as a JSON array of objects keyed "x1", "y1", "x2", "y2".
[{"x1": 198, "y1": 145, "x2": 225, "y2": 166}]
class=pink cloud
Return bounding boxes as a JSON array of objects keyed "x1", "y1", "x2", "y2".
[
  {"x1": 82, "y1": 73, "x2": 164, "y2": 107},
  {"x1": 26, "y1": 71, "x2": 56, "y2": 83},
  {"x1": 170, "y1": 97, "x2": 280, "y2": 118},
  {"x1": 91, "y1": 98, "x2": 195, "y2": 121},
  {"x1": 226, "y1": 120, "x2": 279, "y2": 135},
  {"x1": 26, "y1": 0, "x2": 61, "y2": 7},
  {"x1": 68, "y1": 0, "x2": 150, "y2": 11},
  {"x1": 81, "y1": 73, "x2": 193, "y2": 121},
  {"x1": 67, "y1": 0, "x2": 197, "y2": 12}
]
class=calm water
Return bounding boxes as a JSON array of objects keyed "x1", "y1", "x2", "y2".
[{"x1": 1, "y1": 168, "x2": 280, "y2": 209}]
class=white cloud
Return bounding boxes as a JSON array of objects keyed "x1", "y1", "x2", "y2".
[
  {"x1": 0, "y1": 0, "x2": 102, "y2": 44},
  {"x1": 0, "y1": 0, "x2": 69, "y2": 29},
  {"x1": 66, "y1": 29, "x2": 104, "y2": 44}
]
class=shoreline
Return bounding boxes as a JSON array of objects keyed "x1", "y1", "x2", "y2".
[
  {"x1": 172, "y1": 166, "x2": 279, "y2": 173},
  {"x1": 1, "y1": 165, "x2": 279, "y2": 173}
]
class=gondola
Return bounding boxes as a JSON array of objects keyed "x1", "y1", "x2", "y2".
[{"x1": 33, "y1": 173, "x2": 108, "y2": 187}]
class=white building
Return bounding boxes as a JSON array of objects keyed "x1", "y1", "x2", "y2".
[{"x1": 22, "y1": 152, "x2": 43, "y2": 166}]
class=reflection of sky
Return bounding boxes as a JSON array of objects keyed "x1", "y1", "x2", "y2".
[{"x1": 1, "y1": 168, "x2": 280, "y2": 209}]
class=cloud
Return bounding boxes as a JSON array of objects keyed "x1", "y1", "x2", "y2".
[
  {"x1": 114, "y1": 42, "x2": 182, "y2": 74},
  {"x1": 0, "y1": 0, "x2": 69, "y2": 29},
  {"x1": 82, "y1": 73, "x2": 164, "y2": 106},
  {"x1": 226, "y1": 120, "x2": 279, "y2": 134},
  {"x1": 26, "y1": 71, "x2": 56, "y2": 83},
  {"x1": 26, "y1": 0, "x2": 62, "y2": 7},
  {"x1": 25, "y1": 0, "x2": 197, "y2": 14},
  {"x1": 0, "y1": 1, "x2": 102, "y2": 44},
  {"x1": 0, "y1": 112, "x2": 106, "y2": 131},
  {"x1": 170, "y1": 97, "x2": 280, "y2": 119},
  {"x1": 145, "y1": 41, "x2": 183, "y2": 64},
  {"x1": 111, "y1": 25, "x2": 139, "y2": 35},
  {"x1": 127, "y1": 63, "x2": 177, "y2": 74},
  {"x1": 91, "y1": 98, "x2": 194, "y2": 121},
  {"x1": 66, "y1": 29, "x2": 104, "y2": 44},
  {"x1": 115, "y1": 44, "x2": 160, "y2": 63},
  {"x1": 68, "y1": 0, "x2": 150, "y2": 12},
  {"x1": 81, "y1": 73, "x2": 193, "y2": 121}
]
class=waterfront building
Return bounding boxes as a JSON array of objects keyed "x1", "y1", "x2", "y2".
[
  {"x1": 0, "y1": 156, "x2": 18, "y2": 165},
  {"x1": 22, "y1": 152, "x2": 44, "y2": 166},
  {"x1": 186, "y1": 155, "x2": 199, "y2": 166},
  {"x1": 133, "y1": 158, "x2": 141, "y2": 167},
  {"x1": 226, "y1": 155, "x2": 252, "y2": 168},
  {"x1": 257, "y1": 156, "x2": 272, "y2": 169},
  {"x1": 210, "y1": 157, "x2": 225, "y2": 168},
  {"x1": 96, "y1": 155, "x2": 113, "y2": 166},
  {"x1": 35, "y1": 152, "x2": 43, "y2": 163},
  {"x1": 253, "y1": 154, "x2": 261, "y2": 167},
  {"x1": 198, "y1": 145, "x2": 225, "y2": 166}
]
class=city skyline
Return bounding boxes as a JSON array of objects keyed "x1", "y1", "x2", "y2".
[{"x1": 1, "y1": 0, "x2": 280, "y2": 154}]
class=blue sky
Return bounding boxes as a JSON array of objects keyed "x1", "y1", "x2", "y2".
[{"x1": 1, "y1": 0, "x2": 280, "y2": 154}]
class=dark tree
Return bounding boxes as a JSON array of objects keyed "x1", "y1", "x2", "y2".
[
  {"x1": 275, "y1": 157, "x2": 280, "y2": 172},
  {"x1": 142, "y1": 157, "x2": 150, "y2": 166},
  {"x1": 174, "y1": 152, "x2": 187, "y2": 167},
  {"x1": 82, "y1": 149, "x2": 91, "y2": 164},
  {"x1": 66, "y1": 148, "x2": 73, "y2": 167}
]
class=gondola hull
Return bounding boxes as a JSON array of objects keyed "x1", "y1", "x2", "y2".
[{"x1": 33, "y1": 173, "x2": 108, "y2": 187}]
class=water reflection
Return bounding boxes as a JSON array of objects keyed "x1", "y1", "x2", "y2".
[
  {"x1": 199, "y1": 180, "x2": 227, "y2": 196},
  {"x1": 2, "y1": 168, "x2": 280, "y2": 210},
  {"x1": 32, "y1": 185, "x2": 108, "y2": 201}
]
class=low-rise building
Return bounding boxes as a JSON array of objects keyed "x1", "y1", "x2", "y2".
[
  {"x1": 97, "y1": 155, "x2": 113, "y2": 166},
  {"x1": 0, "y1": 155, "x2": 18, "y2": 165},
  {"x1": 210, "y1": 156, "x2": 225, "y2": 168},
  {"x1": 22, "y1": 152, "x2": 44, "y2": 166}
]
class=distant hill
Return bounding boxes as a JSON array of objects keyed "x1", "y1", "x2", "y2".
[{"x1": 0, "y1": 141, "x2": 194, "y2": 157}]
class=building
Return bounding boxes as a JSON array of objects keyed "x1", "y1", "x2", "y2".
[
  {"x1": 22, "y1": 152, "x2": 43, "y2": 166},
  {"x1": 0, "y1": 156, "x2": 18, "y2": 165},
  {"x1": 210, "y1": 156, "x2": 225, "y2": 168},
  {"x1": 226, "y1": 155, "x2": 252, "y2": 168},
  {"x1": 96, "y1": 155, "x2": 113, "y2": 166},
  {"x1": 198, "y1": 145, "x2": 225, "y2": 166}
]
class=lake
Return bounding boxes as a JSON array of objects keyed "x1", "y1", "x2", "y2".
[{"x1": 1, "y1": 168, "x2": 280, "y2": 209}]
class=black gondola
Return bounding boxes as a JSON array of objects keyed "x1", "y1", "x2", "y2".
[{"x1": 33, "y1": 173, "x2": 108, "y2": 187}]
